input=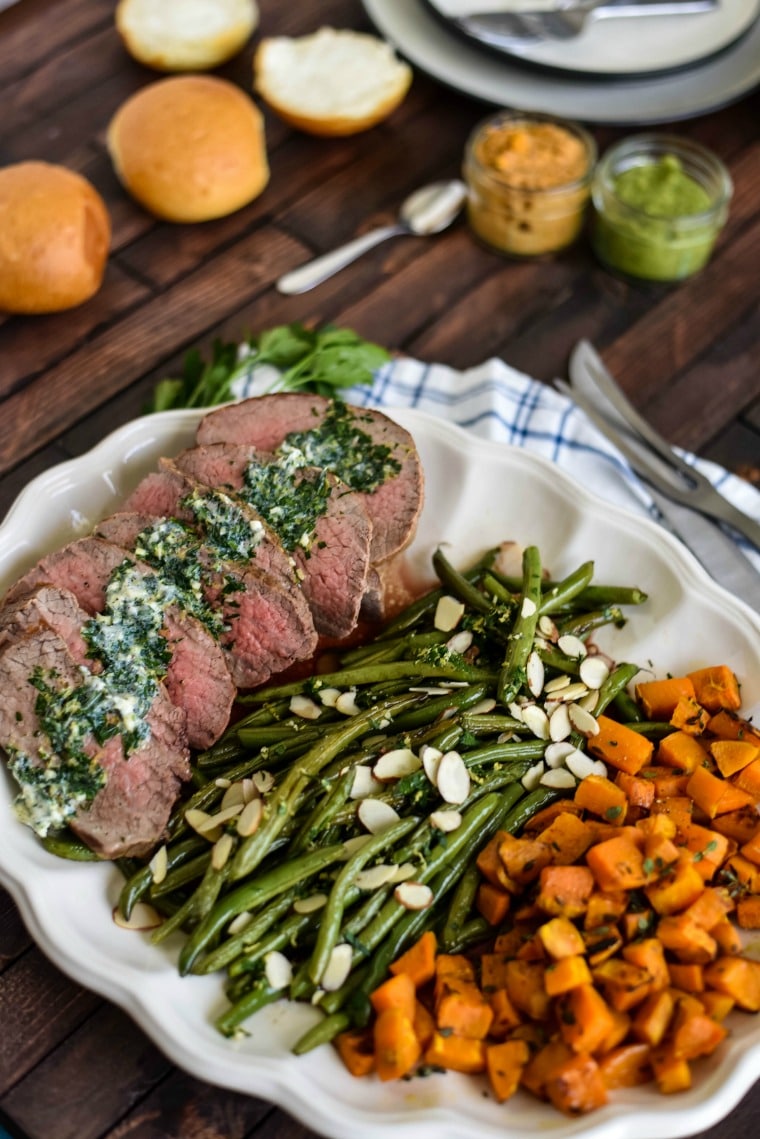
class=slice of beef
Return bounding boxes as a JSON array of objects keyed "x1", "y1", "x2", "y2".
[
  {"x1": 0, "y1": 584, "x2": 95, "y2": 664},
  {"x1": 173, "y1": 443, "x2": 373, "y2": 639},
  {"x1": 93, "y1": 516, "x2": 318, "y2": 688},
  {"x1": 5, "y1": 537, "x2": 234, "y2": 750},
  {"x1": 0, "y1": 626, "x2": 189, "y2": 859},
  {"x1": 196, "y1": 394, "x2": 424, "y2": 563}
]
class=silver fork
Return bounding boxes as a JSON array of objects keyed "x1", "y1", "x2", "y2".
[
  {"x1": 458, "y1": 0, "x2": 717, "y2": 42},
  {"x1": 566, "y1": 340, "x2": 760, "y2": 550}
]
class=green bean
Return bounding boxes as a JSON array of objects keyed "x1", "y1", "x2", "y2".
[
  {"x1": 538, "y1": 561, "x2": 595, "y2": 615},
  {"x1": 480, "y1": 572, "x2": 515, "y2": 605},
  {"x1": 625, "y1": 721, "x2": 672, "y2": 739},
  {"x1": 432, "y1": 547, "x2": 494, "y2": 615},
  {"x1": 41, "y1": 832, "x2": 100, "y2": 861},
  {"x1": 340, "y1": 631, "x2": 447, "y2": 667},
  {"x1": 444, "y1": 917, "x2": 491, "y2": 954},
  {"x1": 118, "y1": 835, "x2": 208, "y2": 918},
  {"x1": 376, "y1": 548, "x2": 500, "y2": 639},
  {"x1": 459, "y1": 713, "x2": 524, "y2": 736},
  {"x1": 595, "y1": 661, "x2": 641, "y2": 716},
  {"x1": 390, "y1": 683, "x2": 492, "y2": 732},
  {"x1": 227, "y1": 910, "x2": 316, "y2": 977},
  {"x1": 290, "y1": 766, "x2": 355, "y2": 855},
  {"x1": 195, "y1": 890, "x2": 296, "y2": 975},
  {"x1": 497, "y1": 545, "x2": 542, "y2": 705},
  {"x1": 308, "y1": 817, "x2": 418, "y2": 985},
  {"x1": 215, "y1": 976, "x2": 281, "y2": 1038},
  {"x1": 150, "y1": 850, "x2": 211, "y2": 898},
  {"x1": 241, "y1": 661, "x2": 494, "y2": 705},
  {"x1": 441, "y1": 859, "x2": 482, "y2": 951},
  {"x1": 491, "y1": 572, "x2": 647, "y2": 611},
  {"x1": 612, "y1": 687, "x2": 643, "y2": 723},
  {"x1": 292, "y1": 1012, "x2": 351, "y2": 1055},
  {"x1": 152, "y1": 859, "x2": 230, "y2": 945},
  {"x1": 536, "y1": 645, "x2": 582, "y2": 676},
  {"x1": 557, "y1": 606, "x2": 626, "y2": 638},
  {"x1": 462, "y1": 739, "x2": 546, "y2": 768}
]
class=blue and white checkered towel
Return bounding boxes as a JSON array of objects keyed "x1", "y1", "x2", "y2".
[{"x1": 236, "y1": 354, "x2": 760, "y2": 572}]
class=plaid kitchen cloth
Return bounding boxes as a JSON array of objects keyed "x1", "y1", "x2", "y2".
[{"x1": 236, "y1": 353, "x2": 760, "y2": 572}]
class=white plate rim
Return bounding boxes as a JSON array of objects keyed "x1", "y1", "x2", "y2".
[
  {"x1": 1, "y1": 406, "x2": 760, "y2": 1139},
  {"x1": 362, "y1": 0, "x2": 760, "y2": 124}
]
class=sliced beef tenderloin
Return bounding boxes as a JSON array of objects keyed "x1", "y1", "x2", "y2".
[
  {"x1": 95, "y1": 514, "x2": 318, "y2": 688},
  {"x1": 0, "y1": 626, "x2": 189, "y2": 859},
  {"x1": 5, "y1": 537, "x2": 234, "y2": 750},
  {"x1": 196, "y1": 393, "x2": 424, "y2": 563},
  {"x1": 0, "y1": 584, "x2": 95, "y2": 664},
  {"x1": 173, "y1": 443, "x2": 372, "y2": 639}
]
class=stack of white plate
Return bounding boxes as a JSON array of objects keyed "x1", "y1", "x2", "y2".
[{"x1": 362, "y1": 0, "x2": 760, "y2": 124}]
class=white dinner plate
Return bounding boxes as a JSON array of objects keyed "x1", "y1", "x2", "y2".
[
  {"x1": 424, "y1": 0, "x2": 760, "y2": 79},
  {"x1": 1, "y1": 407, "x2": 760, "y2": 1139},
  {"x1": 362, "y1": 0, "x2": 760, "y2": 124}
]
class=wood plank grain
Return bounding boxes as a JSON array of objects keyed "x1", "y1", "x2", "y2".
[
  {"x1": 0, "y1": 950, "x2": 100, "y2": 1093},
  {"x1": 0, "y1": 893, "x2": 30, "y2": 974},
  {"x1": 0, "y1": 0, "x2": 113, "y2": 90},
  {"x1": 1, "y1": 1004, "x2": 171, "y2": 1139},
  {"x1": 0, "y1": 225, "x2": 308, "y2": 475}
]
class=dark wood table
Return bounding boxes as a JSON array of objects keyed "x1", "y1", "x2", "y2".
[{"x1": 0, "y1": 2, "x2": 758, "y2": 1137}]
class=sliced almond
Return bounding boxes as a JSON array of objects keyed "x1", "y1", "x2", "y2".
[
  {"x1": 184, "y1": 807, "x2": 214, "y2": 836},
  {"x1": 494, "y1": 541, "x2": 524, "y2": 578},
  {"x1": 578, "y1": 690, "x2": 600, "y2": 713},
  {"x1": 544, "y1": 674, "x2": 571, "y2": 694},
  {"x1": 544, "y1": 740, "x2": 575, "y2": 769},
  {"x1": 320, "y1": 943, "x2": 353, "y2": 991},
  {"x1": 394, "y1": 881, "x2": 434, "y2": 910},
  {"x1": 447, "y1": 630, "x2": 473, "y2": 654},
  {"x1": 112, "y1": 902, "x2": 163, "y2": 931},
  {"x1": 212, "y1": 832, "x2": 234, "y2": 870},
  {"x1": 565, "y1": 749, "x2": 600, "y2": 781},
  {"x1": 221, "y1": 781, "x2": 246, "y2": 811},
  {"x1": 373, "y1": 747, "x2": 421, "y2": 782},
  {"x1": 293, "y1": 893, "x2": 328, "y2": 914},
  {"x1": 149, "y1": 844, "x2": 168, "y2": 885},
  {"x1": 538, "y1": 615, "x2": 559, "y2": 640},
  {"x1": 237, "y1": 797, "x2": 263, "y2": 837},
  {"x1": 522, "y1": 704, "x2": 550, "y2": 741},
  {"x1": 390, "y1": 862, "x2": 417, "y2": 883},
  {"x1": 430, "y1": 809, "x2": 462, "y2": 833},
  {"x1": 436, "y1": 750, "x2": 470, "y2": 805},
  {"x1": 559, "y1": 682, "x2": 590, "y2": 703},
  {"x1": 289, "y1": 694, "x2": 322, "y2": 720},
  {"x1": 228, "y1": 912, "x2": 253, "y2": 935},
  {"x1": 541, "y1": 768, "x2": 577, "y2": 789},
  {"x1": 354, "y1": 864, "x2": 398, "y2": 890},
  {"x1": 557, "y1": 634, "x2": 587, "y2": 659},
  {"x1": 579, "y1": 656, "x2": 611, "y2": 690},
  {"x1": 434, "y1": 594, "x2": 465, "y2": 632},
  {"x1": 241, "y1": 777, "x2": 259, "y2": 804},
  {"x1": 568, "y1": 703, "x2": 601, "y2": 737},
  {"x1": 521, "y1": 760, "x2": 545, "y2": 791},
  {"x1": 318, "y1": 687, "x2": 342, "y2": 708},
  {"x1": 421, "y1": 745, "x2": 443, "y2": 785},
  {"x1": 357, "y1": 798, "x2": 401, "y2": 834},
  {"x1": 341, "y1": 835, "x2": 374, "y2": 859},
  {"x1": 526, "y1": 651, "x2": 544, "y2": 698},
  {"x1": 335, "y1": 691, "x2": 361, "y2": 716},
  {"x1": 508, "y1": 702, "x2": 524, "y2": 723},
  {"x1": 264, "y1": 950, "x2": 293, "y2": 990},
  {"x1": 214, "y1": 777, "x2": 232, "y2": 789},
  {"x1": 350, "y1": 765, "x2": 384, "y2": 800},
  {"x1": 521, "y1": 596, "x2": 537, "y2": 619},
  {"x1": 468, "y1": 698, "x2": 497, "y2": 716},
  {"x1": 252, "y1": 770, "x2": 275, "y2": 795}
]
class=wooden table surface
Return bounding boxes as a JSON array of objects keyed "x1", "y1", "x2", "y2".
[{"x1": 0, "y1": 2, "x2": 759, "y2": 1137}]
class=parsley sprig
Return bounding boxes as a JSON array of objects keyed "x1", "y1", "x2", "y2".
[{"x1": 149, "y1": 323, "x2": 391, "y2": 412}]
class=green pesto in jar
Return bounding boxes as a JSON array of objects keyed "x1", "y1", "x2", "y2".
[{"x1": 592, "y1": 154, "x2": 721, "y2": 283}]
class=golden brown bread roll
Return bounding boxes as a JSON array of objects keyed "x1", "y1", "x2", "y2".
[
  {"x1": 115, "y1": 0, "x2": 259, "y2": 72},
  {"x1": 107, "y1": 75, "x2": 269, "y2": 223},
  {"x1": 254, "y1": 27, "x2": 413, "y2": 137},
  {"x1": 0, "y1": 161, "x2": 111, "y2": 314}
]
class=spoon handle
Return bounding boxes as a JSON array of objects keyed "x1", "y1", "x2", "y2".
[{"x1": 276, "y1": 224, "x2": 404, "y2": 295}]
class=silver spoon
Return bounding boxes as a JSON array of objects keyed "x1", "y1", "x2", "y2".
[{"x1": 276, "y1": 179, "x2": 468, "y2": 295}]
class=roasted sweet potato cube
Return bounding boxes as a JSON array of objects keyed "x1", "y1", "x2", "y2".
[
  {"x1": 574, "y1": 774, "x2": 628, "y2": 824},
  {"x1": 488, "y1": 988, "x2": 522, "y2": 1037},
  {"x1": 584, "y1": 890, "x2": 628, "y2": 930},
  {"x1": 733, "y1": 758, "x2": 760, "y2": 801},
  {"x1": 592, "y1": 958, "x2": 652, "y2": 1011},
  {"x1": 710, "y1": 739, "x2": 760, "y2": 778},
  {"x1": 537, "y1": 916, "x2": 586, "y2": 960},
  {"x1": 704, "y1": 956, "x2": 760, "y2": 1011},
  {"x1": 657, "y1": 916, "x2": 717, "y2": 965},
  {"x1": 486, "y1": 1039, "x2": 530, "y2": 1103},
  {"x1": 650, "y1": 1045, "x2": 691, "y2": 1094},
  {"x1": 707, "y1": 709, "x2": 760, "y2": 745},
  {"x1": 536, "y1": 865, "x2": 595, "y2": 919},
  {"x1": 498, "y1": 832, "x2": 552, "y2": 886},
  {"x1": 521, "y1": 1039, "x2": 574, "y2": 1099},
  {"x1": 672, "y1": 1011, "x2": 728, "y2": 1060},
  {"x1": 586, "y1": 835, "x2": 647, "y2": 892},
  {"x1": 476, "y1": 881, "x2": 511, "y2": 926},
  {"x1": 544, "y1": 1052, "x2": 609, "y2": 1116},
  {"x1": 670, "y1": 695, "x2": 709, "y2": 736},
  {"x1": 424, "y1": 1032, "x2": 486, "y2": 1073},
  {"x1": 687, "y1": 766, "x2": 754, "y2": 818},
  {"x1": 537, "y1": 812, "x2": 595, "y2": 865},
  {"x1": 544, "y1": 955, "x2": 592, "y2": 997},
  {"x1": 657, "y1": 731, "x2": 709, "y2": 774},
  {"x1": 636, "y1": 677, "x2": 695, "y2": 720},
  {"x1": 505, "y1": 959, "x2": 551, "y2": 1021},
  {"x1": 687, "y1": 665, "x2": 741, "y2": 713},
  {"x1": 645, "y1": 854, "x2": 705, "y2": 915},
  {"x1": 598, "y1": 1042, "x2": 652, "y2": 1089},
  {"x1": 587, "y1": 715, "x2": 653, "y2": 775},
  {"x1": 556, "y1": 984, "x2": 616, "y2": 1054},
  {"x1": 622, "y1": 937, "x2": 670, "y2": 990}
]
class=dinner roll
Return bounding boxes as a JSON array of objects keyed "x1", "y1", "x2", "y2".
[
  {"x1": 107, "y1": 75, "x2": 269, "y2": 223},
  {"x1": 254, "y1": 27, "x2": 413, "y2": 137},
  {"x1": 0, "y1": 161, "x2": 111, "y2": 314},
  {"x1": 116, "y1": 0, "x2": 259, "y2": 71}
]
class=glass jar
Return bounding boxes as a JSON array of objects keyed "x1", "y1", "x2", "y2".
[
  {"x1": 462, "y1": 110, "x2": 596, "y2": 258},
  {"x1": 591, "y1": 134, "x2": 732, "y2": 283}
]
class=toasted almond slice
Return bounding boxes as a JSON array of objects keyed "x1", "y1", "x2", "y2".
[
  {"x1": 293, "y1": 893, "x2": 328, "y2": 914},
  {"x1": 541, "y1": 768, "x2": 577, "y2": 789},
  {"x1": 591, "y1": 759, "x2": 608, "y2": 777},
  {"x1": 394, "y1": 881, "x2": 433, "y2": 910},
  {"x1": 559, "y1": 682, "x2": 590, "y2": 703},
  {"x1": 113, "y1": 902, "x2": 162, "y2": 931},
  {"x1": 521, "y1": 596, "x2": 537, "y2": 618},
  {"x1": 290, "y1": 693, "x2": 322, "y2": 720},
  {"x1": 252, "y1": 770, "x2": 275, "y2": 795},
  {"x1": 409, "y1": 686, "x2": 451, "y2": 696},
  {"x1": 321, "y1": 943, "x2": 353, "y2": 991},
  {"x1": 421, "y1": 744, "x2": 443, "y2": 785},
  {"x1": 203, "y1": 803, "x2": 244, "y2": 830},
  {"x1": 149, "y1": 844, "x2": 168, "y2": 885},
  {"x1": 335, "y1": 691, "x2": 361, "y2": 716},
  {"x1": 436, "y1": 750, "x2": 470, "y2": 805},
  {"x1": 522, "y1": 704, "x2": 550, "y2": 741},
  {"x1": 538, "y1": 615, "x2": 558, "y2": 640},
  {"x1": 544, "y1": 674, "x2": 571, "y2": 694},
  {"x1": 184, "y1": 807, "x2": 214, "y2": 835},
  {"x1": 354, "y1": 864, "x2": 398, "y2": 890},
  {"x1": 522, "y1": 760, "x2": 545, "y2": 791},
  {"x1": 390, "y1": 862, "x2": 417, "y2": 883},
  {"x1": 228, "y1": 912, "x2": 253, "y2": 935},
  {"x1": 350, "y1": 765, "x2": 383, "y2": 800},
  {"x1": 565, "y1": 749, "x2": 600, "y2": 781},
  {"x1": 568, "y1": 703, "x2": 601, "y2": 737},
  {"x1": 341, "y1": 834, "x2": 374, "y2": 859},
  {"x1": 214, "y1": 777, "x2": 232, "y2": 789},
  {"x1": 430, "y1": 809, "x2": 462, "y2": 833},
  {"x1": 508, "y1": 701, "x2": 524, "y2": 723},
  {"x1": 544, "y1": 740, "x2": 575, "y2": 768},
  {"x1": 212, "y1": 832, "x2": 234, "y2": 870},
  {"x1": 557, "y1": 634, "x2": 587, "y2": 659},
  {"x1": 241, "y1": 777, "x2": 259, "y2": 804},
  {"x1": 264, "y1": 950, "x2": 293, "y2": 990},
  {"x1": 446, "y1": 630, "x2": 473, "y2": 654},
  {"x1": 468, "y1": 698, "x2": 497, "y2": 716},
  {"x1": 357, "y1": 798, "x2": 401, "y2": 834},
  {"x1": 221, "y1": 781, "x2": 246, "y2": 811},
  {"x1": 318, "y1": 687, "x2": 342, "y2": 708},
  {"x1": 237, "y1": 797, "x2": 263, "y2": 837},
  {"x1": 526, "y1": 651, "x2": 544, "y2": 698},
  {"x1": 373, "y1": 747, "x2": 421, "y2": 782},
  {"x1": 579, "y1": 656, "x2": 611, "y2": 690},
  {"x1": 578, "y1": 690, "x2": 599, "y2": 713},
  {"x1": 494, "y1": 541, "x2": 523, "y2": 578},
  {"x1": 434, "y1": 594, "x2": 465, "y2": 632}
]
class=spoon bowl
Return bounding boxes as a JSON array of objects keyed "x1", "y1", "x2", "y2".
[{"x1": 276, "y1": 179, "x2": 467, "y2": 295}]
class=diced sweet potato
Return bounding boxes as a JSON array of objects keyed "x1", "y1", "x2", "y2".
[{"x1": 587, "y1": 715, "x2": 654, "y2": 775}]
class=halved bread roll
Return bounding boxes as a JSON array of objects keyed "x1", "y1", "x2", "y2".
[
  {"x1": 254, "y1": 27, "x2": 413, "y2": 137},
  {"x1": 116, "y1": 0, "x2": 259, "y2": 71}
]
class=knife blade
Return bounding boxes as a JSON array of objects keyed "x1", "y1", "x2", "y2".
[{"x1": 560, "y1": 361, "x2": 760, "y2": 614}]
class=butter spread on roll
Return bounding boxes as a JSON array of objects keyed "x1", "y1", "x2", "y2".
[
  {"x1": 107, "y1": 75, "x2": 269, "y2": 223},
  {"x1": 115, "y1": 0, "x2": 259, "y2": 72},
  {"x1": 254, "y1": 27, "x2": 413, "y2": 137},
  {"x1": 0, "y1": 161, "x2": 111, "y2": 315}
]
